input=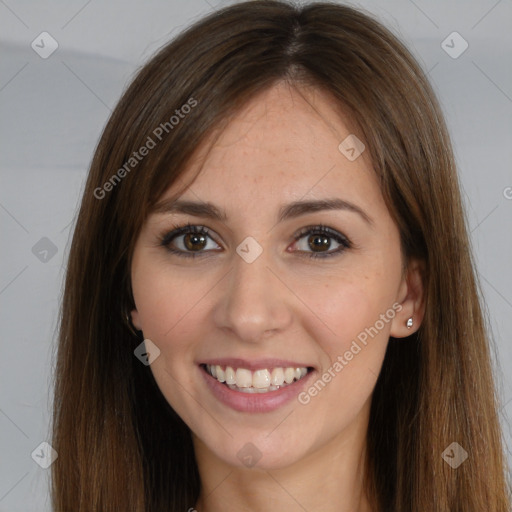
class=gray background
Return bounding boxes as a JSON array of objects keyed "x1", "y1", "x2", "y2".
[{"x1": 1, "y1": 0, "x2": 511, "y2": 509}]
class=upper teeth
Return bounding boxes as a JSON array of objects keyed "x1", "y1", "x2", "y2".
[{"x1": 206, "y1": 364, "x2": 308, "y2": 390}]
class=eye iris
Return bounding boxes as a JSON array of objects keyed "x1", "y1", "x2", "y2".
[
  {"x1": 308, "y1": 234, "x2": 330, "y2": 252},
  {"x1": 184, "y1": 233, "x2": 207, "y2": 251}
]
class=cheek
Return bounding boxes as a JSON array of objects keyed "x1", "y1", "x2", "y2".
[
  {"x1": 132, "y1": 259, "x2": 210, "y2": 341},
  {"x1": 130, "y1": 260, "x2": 221, "y2": 412},
  {"x1": 292, "y1": 279, "x2": 395, "y2": 429},
  {"x1": 290, "y1": 263, "x2": 402, "y2": 415},
  {"x1": 297, "y1": 267, "x2": 400, "y2": 352},
  {"x1": 130, "y1": 262, "x2": 211, "y2": 422}
]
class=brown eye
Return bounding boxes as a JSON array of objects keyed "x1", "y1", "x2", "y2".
[
  {"x1": 292, "y1": 225, "x2": 351, "y2": 259},
  {"x1": 307, "y1": 234, "x2": 332, "y2": 252},
  {"x1": 160, "y1": 224, "x2": 221, "y2": 258},
  {"x1": 183, "y1": 232, "x2": 208, "y2": 252}
]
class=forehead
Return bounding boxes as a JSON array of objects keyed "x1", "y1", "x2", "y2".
[{"x1": 160, "y1": 83, "x2": 381, "y2": 219}]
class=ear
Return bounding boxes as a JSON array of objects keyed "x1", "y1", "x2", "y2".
[
  {"x1": 130, "y1": 307, "x2": 143, "y2": 331},
  {"x1": 390, "y1": 258, "x2": 425, "y2": 338}
]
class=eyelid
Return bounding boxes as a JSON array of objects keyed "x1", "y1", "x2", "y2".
[
  {"x1": 291, "y1": 224, "x2": 352, "y2": 259},
  {"x1": 159, "y1": 223, "x2": 222, "y2": 258},
  {"x1": 292, "y1": 224, "x2": 350, "y2": 244},
  {"x1": 159, "y1": 222, "x2": 216, "y2": 246}
]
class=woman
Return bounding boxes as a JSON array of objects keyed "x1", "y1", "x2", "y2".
[{"x1": 51, "y1": 1, "x2": 511, "y2": 510}]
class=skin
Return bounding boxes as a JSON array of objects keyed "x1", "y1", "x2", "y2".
[{"x1": 130, "y1": 82, "x2": 424, "y2": 512}]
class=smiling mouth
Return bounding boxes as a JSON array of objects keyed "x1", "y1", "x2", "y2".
[{"x1": 201, "y1": 364, "x2": 313, "y2": 394}]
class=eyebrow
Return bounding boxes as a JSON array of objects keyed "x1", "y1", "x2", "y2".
[{"x1": 152, "y1": 197, "x2": 373, "y2": 225}]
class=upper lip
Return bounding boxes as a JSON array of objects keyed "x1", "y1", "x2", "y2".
[{"x1": 199, "y1": 358, "x2": 314, "y2": 371}]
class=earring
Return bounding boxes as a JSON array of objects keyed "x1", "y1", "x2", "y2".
[{"x1": 406, "y1": 317, "x2": 413, "y2": 329}]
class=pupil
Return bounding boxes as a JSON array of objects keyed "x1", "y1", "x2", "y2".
[{"x1": 309, "y1": 235, "x2": 330, "y2": 252}]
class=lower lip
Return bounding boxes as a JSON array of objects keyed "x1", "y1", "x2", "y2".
[{"x1": 200, "y1": 365, "x2": 315, "y2": 413}]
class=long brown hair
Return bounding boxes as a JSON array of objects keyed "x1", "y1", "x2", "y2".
[{"x1": 51, "y1": 1, "x2": 511, "y2": 510}]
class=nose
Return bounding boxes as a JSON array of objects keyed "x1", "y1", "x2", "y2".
[{"x1": 212, "y1": 247, "x2": 293, "y2": 344}]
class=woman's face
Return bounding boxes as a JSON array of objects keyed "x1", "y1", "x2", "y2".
[{"x1": 130, "y1": 83, "x2": 421, "y2": 470}]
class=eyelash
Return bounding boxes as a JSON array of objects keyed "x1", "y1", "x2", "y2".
[{"x1": 158, "y1": 222, "x2": 352, "y2": 260}]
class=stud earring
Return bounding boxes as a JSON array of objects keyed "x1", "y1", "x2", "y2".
[{"x1": 406, "y1": 317, "x2": 413, "y2": 329}]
